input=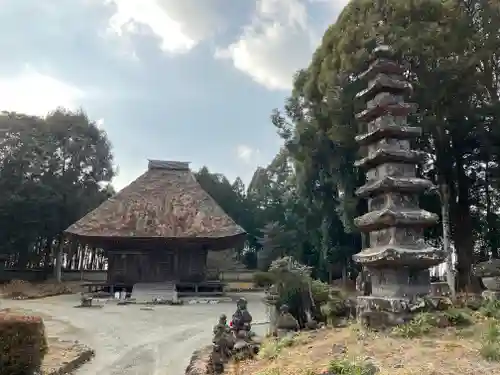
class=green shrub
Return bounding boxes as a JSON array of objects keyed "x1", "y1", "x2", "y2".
[
  {"x1": 480, "y1": 299, "x2": 500, "y2": 319},
  {"x1": 392, "y1": 313, "x2": 435, "y2": 338},
  {"x1": 327, "y1": 359, "x2": 378, "y2": 375},
  {"x1": 480, "y1": 321, "x2": 500, "y2": 361},
  {"x1": 443, "y1": 308, "x2": 473, "y2": 327},
  {"x1": 258, "y1": 335, "x2": 297, "y2": 360},
  {"x1": 0, "y1": 313, "x2": 48, "y2": 375},
  {"x1": 253, "y1": 271, "x2": 276, "y2": 288},
  {"x1": 320, "y1": 299, "x2": 347, "y2": 325},
  {"x1": 310, "y1": 280, "x2": 330, "y2": 306}
]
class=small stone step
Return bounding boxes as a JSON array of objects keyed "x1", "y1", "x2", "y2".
[{"x1": 131, "y1": 282, "x2": 175, "y2": 302}]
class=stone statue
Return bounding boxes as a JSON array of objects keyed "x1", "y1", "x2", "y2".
[
  {"x1": 212, "y1": 314, "x2": 233, "y2": 358},
  {"x1": 231, "y1": 297, "x2": 252, "y2": 332},
  {"x1": 276, "y1": 304, "x2": 299, "y2": 337},
  {"x1": 213, "y1": 314, "x2": 229, "y2": 335}
]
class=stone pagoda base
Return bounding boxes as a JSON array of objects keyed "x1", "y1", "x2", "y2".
[{"x1": 357, "y1": 295, "x2": 413, "y2": 328}]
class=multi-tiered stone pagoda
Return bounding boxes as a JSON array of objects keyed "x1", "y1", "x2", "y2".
[{"x1": 352, "y1": 45, "x2": 446, "y2": 327}]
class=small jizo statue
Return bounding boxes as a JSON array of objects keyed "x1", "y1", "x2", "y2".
[
  {"x1": 231, "y1": 297, "x2": 252, "y2": 332},
  {"x1": 212, "y1": 314, "x2": 233, "y2": 357},
  {"x1": 276, "y1": 304, "x2": 299, "y2": 332}
]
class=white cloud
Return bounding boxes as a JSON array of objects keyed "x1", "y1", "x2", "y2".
[
  {"x1": 0, "y1": 66, "x2": 84, "y2": 116},
  {"x1": 215, "y1": 0, "x2": 316, "y2": 91},
  {"x1": 106, "y1": 0, "x2": 229, "y2": 54},
  {"x1": 107, "y1": 0, "x2": 196, "y2": 53},
  {"x1": 236, "y1": 144, "x2": 260, "y2": 164}
]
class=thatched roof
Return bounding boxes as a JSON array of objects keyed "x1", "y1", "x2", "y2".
[{"x1": 65, "y1": 160, "x2": 246, "y2": 243}]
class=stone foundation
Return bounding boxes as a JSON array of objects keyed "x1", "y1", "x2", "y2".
[{"x1": 357, "y1": 296, "x2": 413, "y2": 328}]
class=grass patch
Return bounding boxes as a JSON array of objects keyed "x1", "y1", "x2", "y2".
[
  {"x1": 392, "y1": 309, "x2": 473, "y2": 338},
  {"x1": 258, "y1": 335, "x2": 301, "y2": 360},
  {"x1": 326, "y1": 359, "x2": 378, "y2": 375},
  {"x1": 479, "y1": 320, "x2": 500, "y2": 361},
  {"x1": 479, "y1": 299, "x2": 500, "y2": 320},
  {"x1": 443, "y1": 308, "x2": 474, "y2": 327}
]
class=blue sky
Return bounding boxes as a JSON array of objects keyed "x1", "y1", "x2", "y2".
[{"x1": 0, "y1": 0, "x2": 348, "y2": 190}]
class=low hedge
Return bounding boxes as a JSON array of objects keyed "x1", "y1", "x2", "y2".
[
  {"x1": 253, "y1": 271, "x2": 276, "y2": 288},
  {"x1": 0, "y1": 313, "x2": 48, "y2": 375}
]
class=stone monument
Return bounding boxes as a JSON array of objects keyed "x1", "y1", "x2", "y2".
[
  {"x1": 230, "y1": 297, "x2": 252, "y2": 333},
  {"x1": 352, "y1": 45, "x2": 446, "y2": 327},
  {"x1": 263, "y1": 285, "x2": 279, "y2": 336},
  {"x1": 212, "y1": 314, "x2": 233, "y2": 358}
]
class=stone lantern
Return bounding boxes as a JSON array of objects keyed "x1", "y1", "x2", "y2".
[{"x1": 262, "y1": 285, "x2": 279, "y2": 336}]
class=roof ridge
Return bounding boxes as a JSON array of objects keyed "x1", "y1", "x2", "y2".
[{"x1": 148, "y1": 160, "x2": 190, "y2": 170}]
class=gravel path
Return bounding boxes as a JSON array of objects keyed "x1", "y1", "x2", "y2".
[{"x1": 1, "y1": 293, "x2": 267, "y2": 375}]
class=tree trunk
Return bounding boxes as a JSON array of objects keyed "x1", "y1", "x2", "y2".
[
  {"x1": 440, "y1": 183, "x2": 456, "y2": 300},
  {"x1": 54, "y1": 236, "x2": 63, "y2": 283},
  {"x1": 452, "y1": 177, "x2": 475, "y2": 290}
]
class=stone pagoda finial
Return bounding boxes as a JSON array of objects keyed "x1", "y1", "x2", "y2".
[{"x1": 352, "y1": 45, "x2": 445, "y2": 327}]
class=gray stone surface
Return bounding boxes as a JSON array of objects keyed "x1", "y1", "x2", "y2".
[
  {"x1": 1, "y1": 292, "x2": 267, "y2": 375},
  {"x1": 352, "y1": 46, "x2": 445, "y2": 327}
]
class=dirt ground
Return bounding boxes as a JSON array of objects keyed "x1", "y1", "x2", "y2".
[
  {"x1": 1, "y1": 292, "x2": 268, "y2": 375},
  {"x1": 42, "y1": 338, "x2": 92, "y2": 375},
  {"x1": 239, "y1": 324, "x2": 500, "y2": 375},
  {"x1": 0, "y1": 280, "x2": 85, "y2": 299}
]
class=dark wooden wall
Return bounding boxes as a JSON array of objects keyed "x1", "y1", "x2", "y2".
[{"x1": 107, "y1": 246, "x2": 208, "y2": 284}]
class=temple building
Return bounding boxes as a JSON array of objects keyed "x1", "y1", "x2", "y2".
[{"x1": 64, "y1": 160, "x2": 246, "y2": 295}]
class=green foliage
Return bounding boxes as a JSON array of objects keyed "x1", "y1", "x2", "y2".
[
  {"x1": 320, "y1": 299, "x2": 347, "y2": 326},
  {"x1": 480, "y1": 321, "x2": 500, "y2": 362},
  {"x1": 0, "y1": 314, "x2": 48, "y2": 375},
  {"x1": 253, "y1": 271, "x2": 276, "y2": 288},
  {"x1": 258, "y1": 335, "x2": 297, "y2": 360},
  {"x1": 0, "y1": 109, "x2": 114, "y2": 271},
  {"x1": 326, "y1": 359, "x2": 378, "y2": 375},
  {"x1": 269, "y1": 0, "x2": 500, "y2": 290},
  {"x1": 392, "y1": 313, "x2": 435, "y2": 338},
  {"x1": 310, "y1": 280, "x2": 331, "y2": 306},
  {"x1": 443, "y1": 309, "x2": 473, "y2": 327},
  {"x1": 268, "y1": 257, "x2": 322, "y2": 325},
  {"x1": 480, "y1": 300, "x2": 500, "y2": 320}
]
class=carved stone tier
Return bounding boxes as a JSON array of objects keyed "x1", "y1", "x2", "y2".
[
  {"x1": 358, "y1": 58, "x2": 405, "y2": 81},
  {"x1": 356, "y1": 74, "x2": 413, "y2": 101},
  {"x1": 355, "y1": 124, "x2": 422, "y2": 146},
  {"x1": 353, "y1": 245, "x2": 443, "y2": 267},
  {"x1": 352, "y1": 45, "x2": 445, "y2": 328},
  {"x1": 356, "y1": 102, "x2": 416, "y2": 123},
  {"x1": 354, "y1": 148, "x2": 424, "y2": 169},
  {"x1": 355, "y1": 208, "x2": 438, "y2": 232},
  {"x1": 355, "y1": 177, "x2": 434, "y2": 198}
]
